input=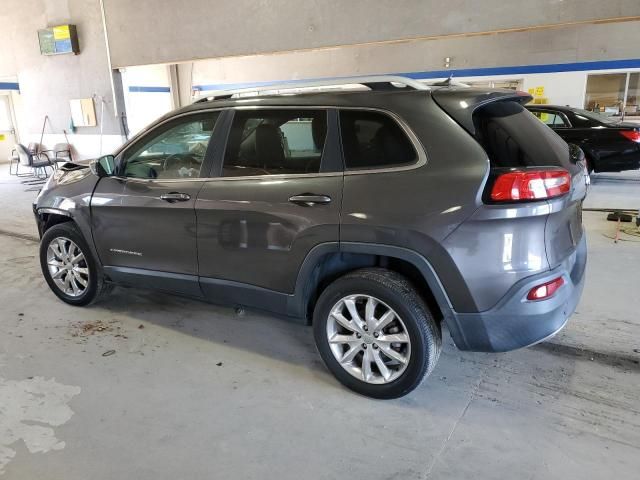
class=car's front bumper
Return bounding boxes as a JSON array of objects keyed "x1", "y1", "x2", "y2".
[{"x1": 447, "y1": 233, "x2": 587, "y2": 352}]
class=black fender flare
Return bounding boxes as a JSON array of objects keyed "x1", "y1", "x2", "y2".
[{"x1": 286, "y1": 242, "x2": 466, "y2": 344}]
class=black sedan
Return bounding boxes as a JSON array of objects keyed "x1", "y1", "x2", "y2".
[{"x1": 526, "y1": 105, "x2": 640, "y2": 172}]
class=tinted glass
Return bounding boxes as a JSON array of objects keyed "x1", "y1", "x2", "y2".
[
  {"x1": 474, "y1": 101, "x2": 570, "y2": 168},
  {"x1": 339, "y1": 110, "x2": 417, "y2": 169},
  {"x1": 223, "y1": 109, "x2": 327, "y2": 177},
  {"x1": 123, "y1": 112, "x2": 218, "y2": 179}
]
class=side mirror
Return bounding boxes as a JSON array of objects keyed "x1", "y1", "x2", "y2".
[{"x1": 90, "y1": 155, "x2": 116, "y2": 177}]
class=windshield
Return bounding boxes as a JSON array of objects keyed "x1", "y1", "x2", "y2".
[{"x1": 572, "y1": 108, "x2": 620, "y2": 125}]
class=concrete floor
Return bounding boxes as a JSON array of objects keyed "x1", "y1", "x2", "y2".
[{"x1": 0, "y1": 168, "x2": 639, "y2": 479}]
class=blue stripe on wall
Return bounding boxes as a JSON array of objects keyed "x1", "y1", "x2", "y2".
[
  {"x1": 128, "y1": 86, "x2": 171, "y2": 93},
  {"x1": 0, "y1": 82, "x2": 20, "y2": 91},
  {"x1": 193, "y1": 58, "x2": 640, "y2": 92}
]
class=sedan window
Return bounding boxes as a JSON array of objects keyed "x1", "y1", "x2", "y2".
[{"x1": 531, "y1": 110, "x2": 569, "y2": 127}]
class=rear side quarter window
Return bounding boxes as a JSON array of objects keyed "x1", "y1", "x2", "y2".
[
  {"x1": 339, "y1": 110, "x2": 417, "y2": 170},
  {"x1": 474, "y1": 101, "x2": 570, "y2": 169}
]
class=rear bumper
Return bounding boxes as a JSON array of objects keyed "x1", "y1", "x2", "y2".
[{"x1": 447, "y1": 232, "x2": 587, "y2": 352}]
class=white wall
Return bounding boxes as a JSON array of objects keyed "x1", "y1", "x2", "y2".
[{"x1": 521, "y1": 72, "x2": 588, "y2": 107}]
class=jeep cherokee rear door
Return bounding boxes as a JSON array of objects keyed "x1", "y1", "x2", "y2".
[{"x1": 196, "y1": 108, "x2": 343, "y2": 306}]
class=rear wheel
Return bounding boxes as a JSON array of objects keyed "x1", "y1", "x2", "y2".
[
  {"x1": 313, "y1": 268, "x2": 441, "y2": 399},
  {"x1": 39, "y1": 223, "x2": 110, "y2": 306}
]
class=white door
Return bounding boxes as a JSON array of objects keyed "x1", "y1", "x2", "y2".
[{"x1": 0, "y1": 95, "x2": 17, "y2": 163}]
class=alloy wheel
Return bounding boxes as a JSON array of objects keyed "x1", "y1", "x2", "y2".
[
  {"x1": 46, "y1": 237, "x2": 90, "y2": 297},
  {"x1": 326, "y1": 294, "x2": 411, "y2": 384}
]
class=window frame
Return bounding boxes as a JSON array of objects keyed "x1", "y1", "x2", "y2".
[
  {"x1": 205, "y1": 106, "x2": 426, "y2": 181},
  {"x1": 338, "y1": 107, "x2": 426, "y2": 175},
  {"x1": 114, "y1": 109, "x2": 226, "y2": 181},
  {"x1": 216, "y1": 107, "x2": 334, "y2": 179},
  {"x1": 114, "y1": 105, "x2": 427, "y2": 182}
]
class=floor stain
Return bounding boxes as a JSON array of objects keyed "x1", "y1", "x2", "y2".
[{"x1": 0, "y1": 375, "x2": 81, "y2": 475}]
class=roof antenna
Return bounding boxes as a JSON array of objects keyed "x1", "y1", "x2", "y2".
[
  {"x1": 445, "y1": 73, "x2": 454, "y2": 86},
  {"x1": 430, "y1": 74, "x2": 470, "y2": 88}
]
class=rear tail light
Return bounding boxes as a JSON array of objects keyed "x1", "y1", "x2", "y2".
[
  {"x1": 527, "y1": 277, "x2": 564, "y2": 301},
  {"x1": 490, "y1": 169, "x2": 571, "y2": 202},
  {"x1": 620, "y1": 130, "x2": 640, "y2": 143}
]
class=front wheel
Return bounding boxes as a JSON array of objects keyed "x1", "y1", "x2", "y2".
[
  {"x1": 313, "y1": 268, "x2": 441, "y2": 399},
  {"x1": 39, "y1": 222, "x2": 109, "y2": 306}
]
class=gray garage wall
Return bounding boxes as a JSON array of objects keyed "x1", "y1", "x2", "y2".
[
  {"x1": 1, "y1": 0, "x2": 122, "y2": 158},
  {"x1": 102, "y1": 0, "x2": 640, "y2": 68},
  {"x1": 188, "y1": 20, "x2": 640, "y2": 89}
]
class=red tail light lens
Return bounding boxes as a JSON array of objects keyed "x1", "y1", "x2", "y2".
[
  {"x1": 620, "y1": 130, "x2": 640, "y2": 143},
  {"x1": 527, "y1": 277, "x2": 564, "y2": 301},
  {"x1": 491, "y1": 169, "x2": 571, "y2": 202}
]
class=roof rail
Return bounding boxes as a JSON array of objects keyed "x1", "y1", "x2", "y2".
[{"x1": 193, "y1": 75, "x2": 429, "y2": 103}]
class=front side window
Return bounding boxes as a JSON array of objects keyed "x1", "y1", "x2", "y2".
[
  {"x1": 339, "y1": 110, "x2": 417, "y2": 170},
  {"x1": 123, "y1": 112, "x2": 219, "y2": 179},
  {"x1": 223, "y1": 109, "x2": 327, "y2": 177}
]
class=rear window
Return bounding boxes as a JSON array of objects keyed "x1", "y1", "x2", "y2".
[
  {"x1": 474, "y1": 101, "x2": 570, "y2": 168},
  {"x1": 339, "y1": 110, "x2": 417, "y2": 170}
]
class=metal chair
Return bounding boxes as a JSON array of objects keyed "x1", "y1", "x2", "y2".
[
  {"x1": 27, "y1": 142, "x2": 40, "y2": 154},
  {"x1": 42, "y1": 142, "x2": 73, "y2": 167},
  {"x1": 12, "y1": 143, "x2": 54, "y2": 178},
  {"x1": 8, "y1": 147, "x2": 20, "y2": 175}
]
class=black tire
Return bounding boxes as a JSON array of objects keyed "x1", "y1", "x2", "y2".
[
  {"x1": 39, "y1": 222, "x2": 110, "y2": 306},
  {"x1": 313, "y1": 268, "x2": 441, "y2": 399},
  {"x1": 585, "y1": 156, "x2": 594, "y2": 174}
]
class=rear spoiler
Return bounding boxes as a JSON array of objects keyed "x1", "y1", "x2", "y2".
[{"x1": 431, "y1": 88, "x2": 532, "y2": 135}]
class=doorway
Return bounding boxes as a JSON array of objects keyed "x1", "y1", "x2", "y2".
[{"x1": 0, "y1": 94, "x2": 18, "y2": 163}]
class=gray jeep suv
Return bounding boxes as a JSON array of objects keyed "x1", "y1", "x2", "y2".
[{"x1": 33, "y1": 77, "x2": 588, "y2": 398}]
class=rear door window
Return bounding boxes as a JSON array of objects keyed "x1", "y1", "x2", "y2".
[
  {"x1": 223, "y1": 109, "x2": 327, "y2": 177},
  {"x1": 474, "y1": 101, "x2": 570, "y2": 168},
  {"x1": 339, "y1": 110, "x2": 417, "y2": 170}
]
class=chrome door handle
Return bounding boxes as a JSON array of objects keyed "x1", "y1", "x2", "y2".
[
  {"x1": 160, "y1": 192, "x2": 191, "y2": 203},
  {"x1": 288, "y1": 194, "x2": 332, "y2": 206}
]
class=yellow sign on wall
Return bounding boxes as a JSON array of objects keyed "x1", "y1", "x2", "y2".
[
  {"x1": 0, "y1": 134, "x2": 5, "y2": 141},
  {"x1": 528, "y1": 86, "x2": 545, "y2": 97},
  {"x1": 53, "y1": 25, "x2": 71, "y2": 40}
]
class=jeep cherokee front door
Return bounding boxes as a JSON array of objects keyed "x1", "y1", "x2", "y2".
[
  {"x1": 91, "y1": 111, "x2": 223, "y2": 295},
  {"x1": 196, "y1": 108, "x2": 343, "y2": 307}
]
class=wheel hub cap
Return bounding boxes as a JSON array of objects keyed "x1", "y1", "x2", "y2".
[{"x1": 361, "y1": 333, "x2": 375, "y2": 344}]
